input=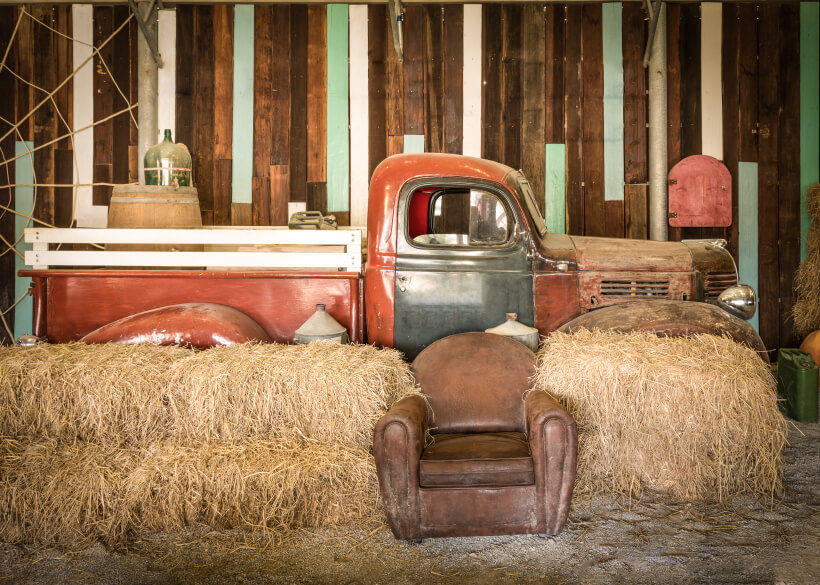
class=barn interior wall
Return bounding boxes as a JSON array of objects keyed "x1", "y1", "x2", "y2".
[{"x1": 0, "y1": 2, "x2": 818, "y2": 353}]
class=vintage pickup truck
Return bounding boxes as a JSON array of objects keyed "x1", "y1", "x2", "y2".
[{"x1": 20, "y1": 153, "x2": 763, "y2": 359}]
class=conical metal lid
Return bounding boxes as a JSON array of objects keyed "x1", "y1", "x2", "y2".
[
  {"x1": 485, "y1": 313, "x2": 539, "y2": 337},
  {"x1": 295, "y1": 304, "x2": 347, "y2": 337}
]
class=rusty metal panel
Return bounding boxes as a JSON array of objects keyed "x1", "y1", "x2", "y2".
[
  {"x1": 577, "y1": 271, "x2": 695, "y2": 311},
  {"x1": 668, "y1": 155, "x2": 732, "y2": 227},
  {"x1": 24, "y1": 270, "x2": 359, "y2": 344}
]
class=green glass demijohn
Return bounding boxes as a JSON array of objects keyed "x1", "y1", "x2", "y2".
[{"x1": 144, "y1": 129, "x2": 192, "y2": 187}]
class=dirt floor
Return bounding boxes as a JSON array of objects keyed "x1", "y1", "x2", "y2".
[{"x1": 1, "y1": 421, "x2": 818, "y2": 585}]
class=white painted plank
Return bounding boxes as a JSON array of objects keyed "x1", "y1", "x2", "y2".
[
  {"x1": 701, "y1": 3, "x2": 723, "y2": 160},
  {"x1": 232, "y1": 4, "x2": 255, "y2": 204},
  {"x1": 72, "y1": 4, "x2": 107, "y2": 228},
  {"x1": 462, "y1": 4, "x2": 482, "y2": 158},
  {"x1": 26, "y1": 251, "x2": 362, "y2": 272},
  {"x1": 403, "y1": 134, "x2": 425, "y2": 153},
  {"x1": 288, "y1": 201, "x2": 307, "y2": 219},
  {"x1": 25, "y1": 227, "x2": 362, "y2": 246},
  {"x1": 157, "y1": 8, "x2": 176, "y2": 140},
  {"x1": 349, "y1": 5, "x2": 369, "y2": 226}
]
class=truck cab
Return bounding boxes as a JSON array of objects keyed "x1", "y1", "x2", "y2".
[{"x1": 365, "y1": 154, "x2": 757, "y2": 359}]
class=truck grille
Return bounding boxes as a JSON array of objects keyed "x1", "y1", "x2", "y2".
[
  {"x1": 704, "y1": 271, "x2": 737, "y2": 301},
  {"x1": 600, "y1": 279, "x2": 670, "y2": 298}
]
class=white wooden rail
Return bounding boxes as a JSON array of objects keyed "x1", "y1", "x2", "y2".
[{"x1": 24, "y1": 228, "x2": 363, "y2": 272}]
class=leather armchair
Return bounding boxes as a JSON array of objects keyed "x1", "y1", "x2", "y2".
[{"x1": 373, "y1": 332, "x2": 577, "y2": 540}]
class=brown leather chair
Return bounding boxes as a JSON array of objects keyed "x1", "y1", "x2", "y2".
[{"x1": 373, "y1": 332, "x2": 577, "y2": 540}]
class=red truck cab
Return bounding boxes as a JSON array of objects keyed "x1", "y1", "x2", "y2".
[{"x1": 365, "y1": 154, "x2": 756, "y2": 359}]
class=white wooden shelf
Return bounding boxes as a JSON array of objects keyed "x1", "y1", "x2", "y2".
[{"x1": 24, "y1": 228, "x2": 362, "y2": 272}]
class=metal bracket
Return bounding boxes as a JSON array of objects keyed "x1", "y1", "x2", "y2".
[
  {"x1": 128, "y1": 0, "x2": 163, "y2": 68},
  {"x1": 642, "y1": 0, "x2": 663, "y2": 68},
  {"x1": 387, "y1": 0, "x2": 405, "y2": 63}
]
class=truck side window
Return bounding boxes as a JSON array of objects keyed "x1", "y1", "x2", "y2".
[{"x1": 410, "y1": 188, "x2": 509, "y2": 247}]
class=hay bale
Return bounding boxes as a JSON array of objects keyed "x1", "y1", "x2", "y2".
[
  {"x1": 0, "y1": 437, "x2": 379, "y2": 547},
  {"x1": 0, "y1": 342, "x2": 416, "y2": 449},
  {"x1": 170, "y1": 341, "x2": 416, "y2": 447},
  {"x1": 0, "y1": 343, "x2": 194, "y2": 444},
  {"x1": 534, "y1": 330, "x2": 788, "y2": 501},
  {"x1": 0, "y1": 341, "x2": 411, "y2": 546},
  {"x1": 794, "y1": 184, "x2": 820, "y2": 336}
]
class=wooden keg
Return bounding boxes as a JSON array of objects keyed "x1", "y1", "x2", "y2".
[{"x1": 106, "y1": 184, "x2": 203, "y2": 256}]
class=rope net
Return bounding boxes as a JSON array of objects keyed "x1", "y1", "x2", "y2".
[{"x1": 0, "y1": 6, "x2": 139, "y2": 342}]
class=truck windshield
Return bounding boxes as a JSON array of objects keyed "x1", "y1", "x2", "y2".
[{"x1": 510, "y1": 171, "x2": 548, "y2": 237}]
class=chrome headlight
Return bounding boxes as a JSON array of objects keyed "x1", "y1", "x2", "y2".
[{"x1": 717, "y1": 285, "x2": 757, "y2": 320}]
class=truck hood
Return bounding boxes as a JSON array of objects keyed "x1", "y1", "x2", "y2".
[{"x1": 569, "y1": 236, "x2": 694, "y2": 272}]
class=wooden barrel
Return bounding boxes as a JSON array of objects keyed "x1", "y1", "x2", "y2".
[
  {"x1": 108, "y1": 184, "x2": 202, "y2": 229},
  {"x1": 106, "y1": 184, "x2": 203, "y2": 256}
]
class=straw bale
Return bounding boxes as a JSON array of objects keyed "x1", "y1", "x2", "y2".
[
  {"x1": 793, "y1": 219, "x2": 820, "y2": 335},
  {"x1": 0, "y1": 342, "x2": 416, "y2": 449},
  {"x1": 0, "y1": 343, "x2": 194, "y2": 444},
  {"x1": 169, "y1": 341, "x2": 417, "y2": 447},
  {"x1": 534, "y1": 330, "x2": 788, "y2": 501},
  {"x1": 0, "y1": 437, "x2": 379, "y2": 547}
]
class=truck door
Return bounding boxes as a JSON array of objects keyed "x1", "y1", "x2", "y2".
[{"x1": 394, "y1": 179, "x2": 535, "y2": 359}]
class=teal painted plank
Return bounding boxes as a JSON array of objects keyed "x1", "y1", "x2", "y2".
[
  {"x1": 602, "y1": 2, "x2": 624, "y2": 202},
  {"x1": 403, "y1": 134, "x2": 425, "y2": 154},
  {"x1": 232, "y1": 5, "x2": 254, "y2": 204},
  {"x1": 545, "y1": 144, "x2": 566, "y2": 234},
  {"x1": 14, "y1": 141, "x2": 34, "y2": 340},
  {"x1": 738, "y1": 162, "x2": 759, "y2": 332},
  {"x1": 327, "y1": 4, "x2": 350, "y2": 212},
  {"x1": 800, "y1": 3, "x2": 819, "y2": 261}
]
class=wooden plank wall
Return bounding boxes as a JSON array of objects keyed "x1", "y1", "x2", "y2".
[{"x1": 0, "y1": 3, "x2": 813, "y2": 352}]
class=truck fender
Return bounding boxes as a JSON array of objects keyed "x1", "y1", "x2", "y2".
[
  {"x1": 80, "y1": 302, "x2": 273, "y2": 349},
  {"x1": 556, "y1": 300, "x2": 768, "y2": 360}
]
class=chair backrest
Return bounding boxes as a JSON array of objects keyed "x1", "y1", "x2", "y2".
[{"x1": 411, "y1": 332, "x2": 536, "y2": 433}]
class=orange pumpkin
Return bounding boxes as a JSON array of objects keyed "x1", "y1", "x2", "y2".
[{"x1": 800, "y1": 330, "x2": 820, "y2": 369}]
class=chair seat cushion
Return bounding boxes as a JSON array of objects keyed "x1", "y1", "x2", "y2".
[{"x1": 419, "y1": 432, "x2": 534, "y2": 488}]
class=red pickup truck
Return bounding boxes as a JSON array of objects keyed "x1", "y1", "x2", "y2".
[{"x1": 21, "y1": 153, "x2": 763, "y2": 359}]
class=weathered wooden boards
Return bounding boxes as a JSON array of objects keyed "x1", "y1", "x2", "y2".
[{"x1": 0, "y1": 2, "x2": 815, "y2": 354}]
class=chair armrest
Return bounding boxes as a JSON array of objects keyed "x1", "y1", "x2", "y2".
[
  {"x1": 525, "y1": 390, "x2": 578, "y2": 535},
  {"x1": 372, "y1": 394, "x2": 428, "y2": 540}
]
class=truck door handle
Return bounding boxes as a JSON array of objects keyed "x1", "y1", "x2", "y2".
[{"x1": 398, "y1": 275, "x2": 410, "y2": 292}]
